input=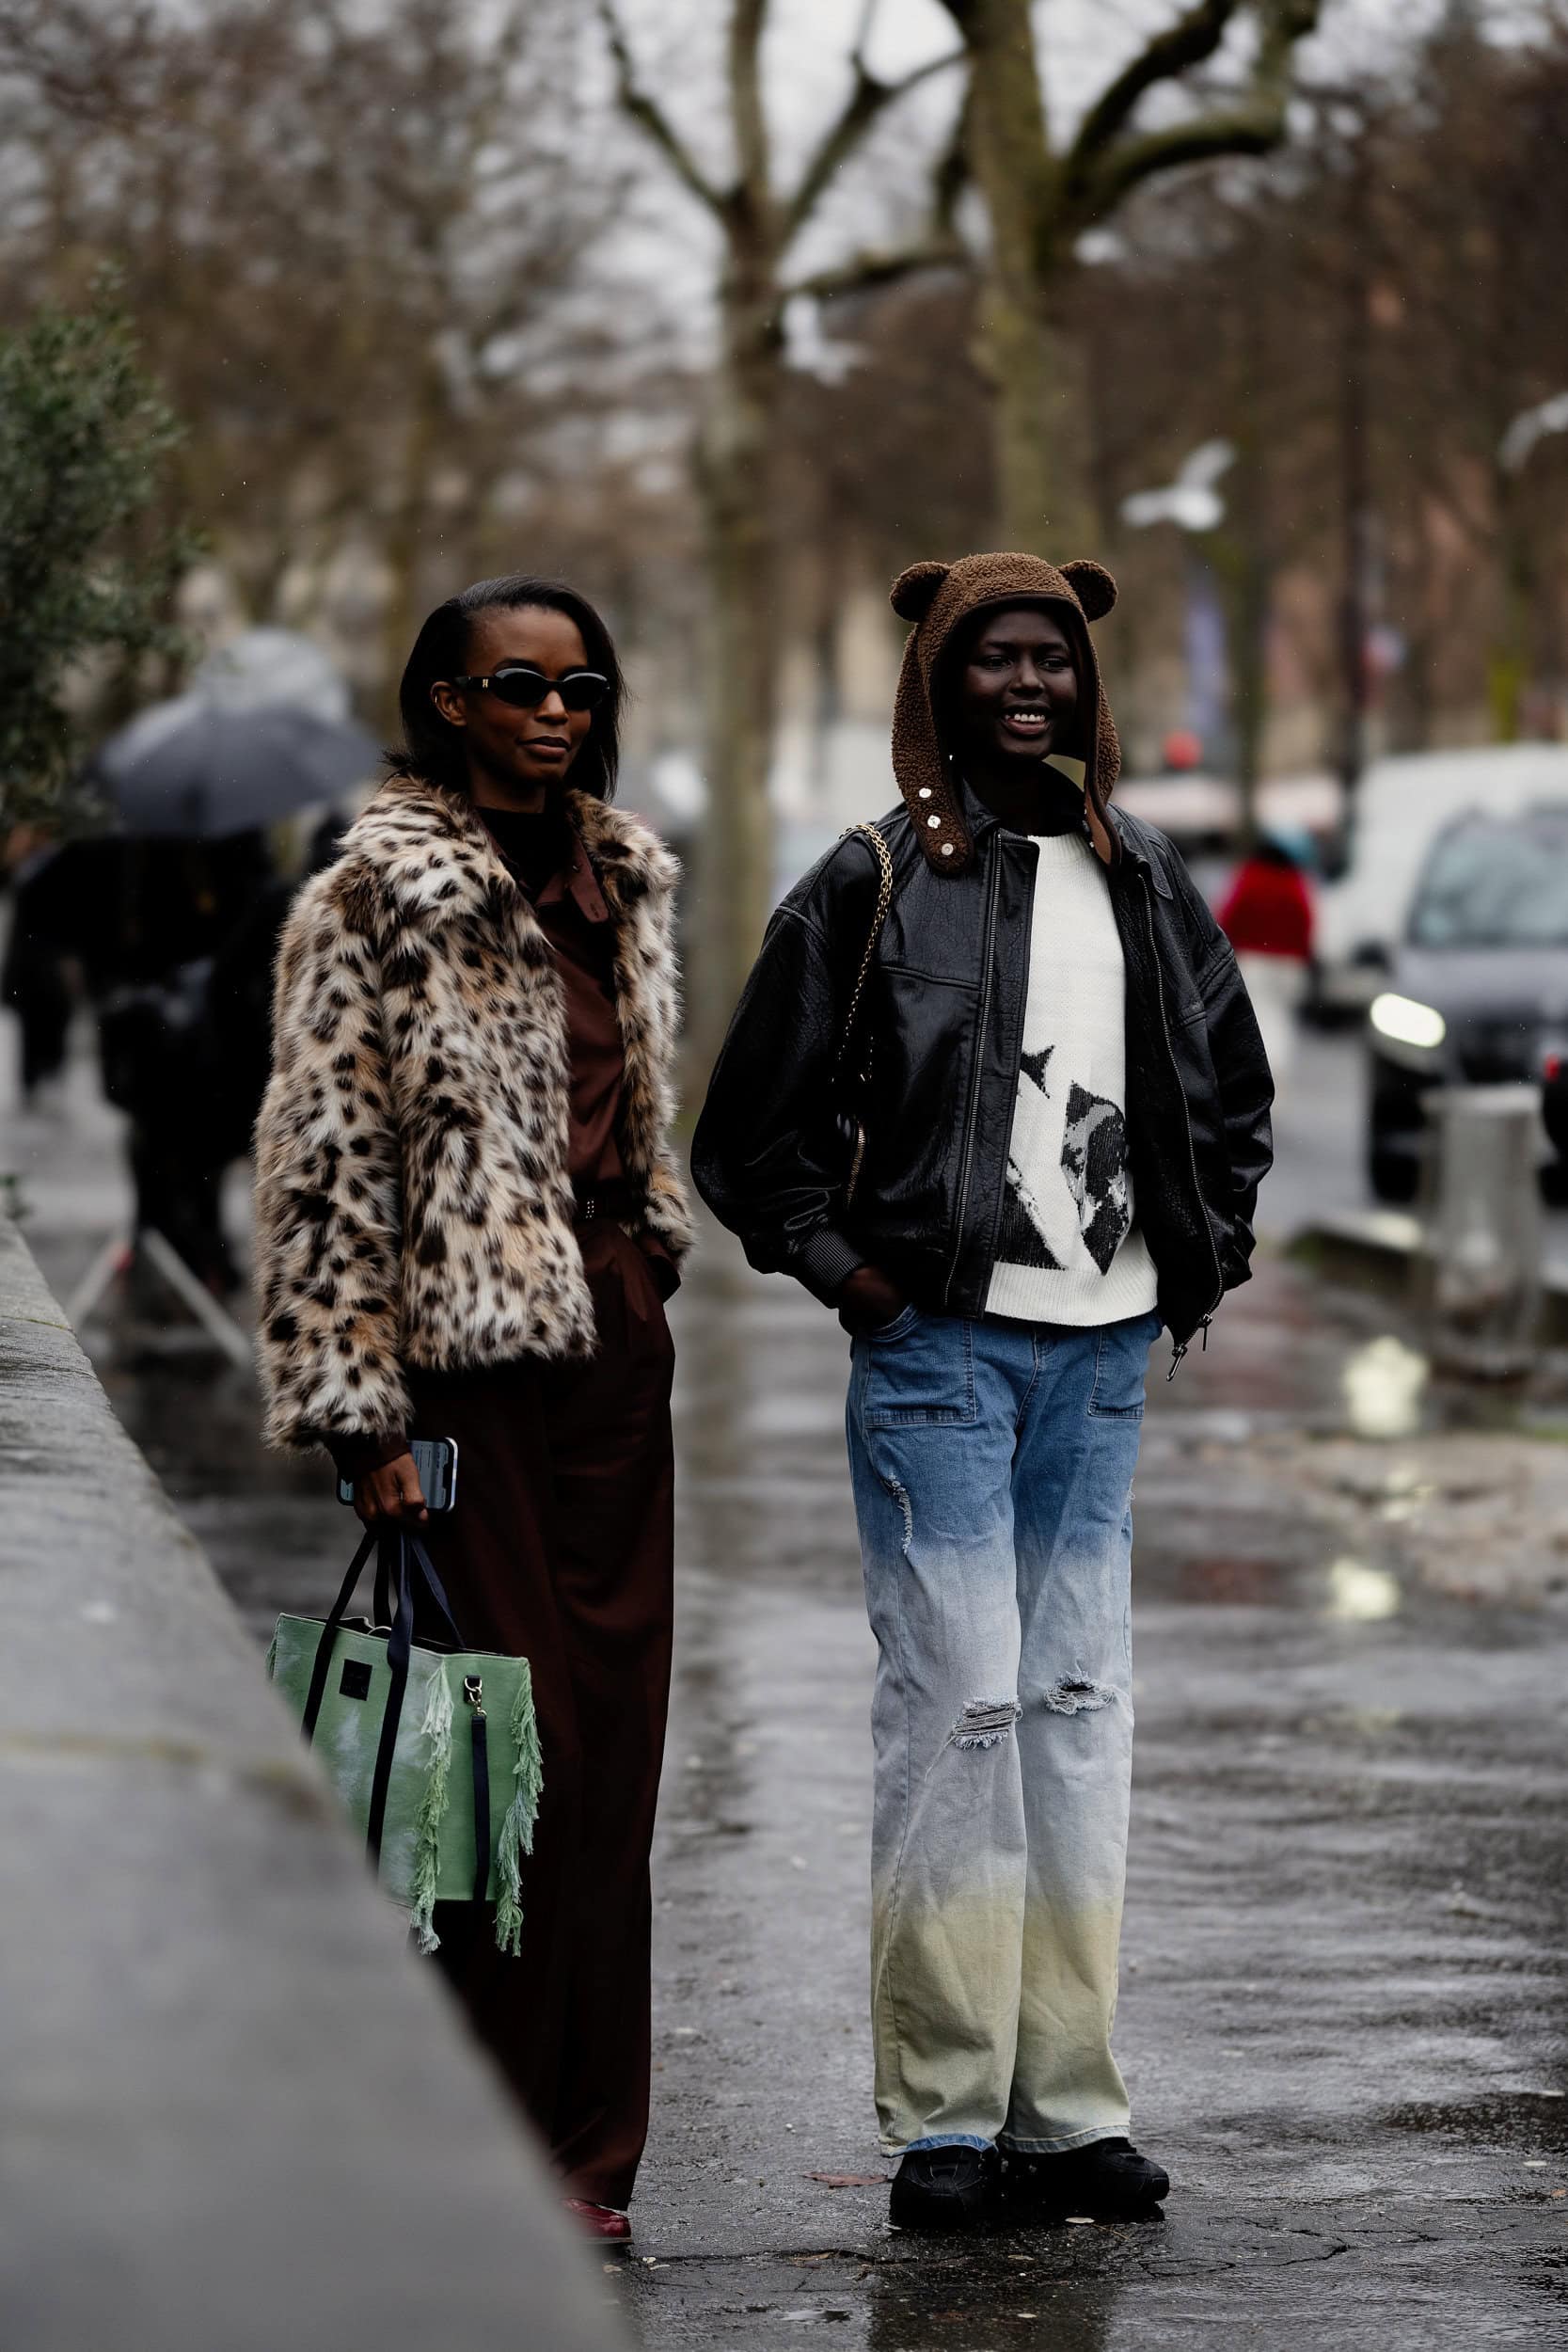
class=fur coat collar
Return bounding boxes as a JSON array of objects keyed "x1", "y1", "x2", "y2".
[
  {"x1": 352, "y1": 768, "x2": 680, "y2": 932},
  {"x1": 254, "y1": 771, "x2": 692, "y2": 1453}
]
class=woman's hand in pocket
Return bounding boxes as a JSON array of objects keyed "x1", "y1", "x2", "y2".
[
  {"x1": 354, "y1": 1451, "x2": 429, "y2": 1527},
  {"x1": 837, "y1": 1264, "x2": 909, "y2": 1338}
]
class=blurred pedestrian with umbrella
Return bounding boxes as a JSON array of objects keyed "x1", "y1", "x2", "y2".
[
  {"x1": 50, "y1": 633, "x2": 374, "y2": 1304},
  {"x1": 89, "y1": 671, "x2": 379, "y2": 839},
  {"x1": 2, "y1": 821, "x2": 75, "y2": 1109}
]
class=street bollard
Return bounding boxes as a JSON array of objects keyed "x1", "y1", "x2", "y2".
[{"x1": 1418, "y1": 1082, "x2": 1544, "y2": 1374}]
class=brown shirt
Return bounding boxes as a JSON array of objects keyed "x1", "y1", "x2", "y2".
[{"x1": 484, "y1": 805, "x2": 626, "y2": 1187}]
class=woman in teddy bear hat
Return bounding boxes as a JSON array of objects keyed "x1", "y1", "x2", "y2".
[{"x1": 693, "y1": 552, "x2": 1274, "y2": 2233}]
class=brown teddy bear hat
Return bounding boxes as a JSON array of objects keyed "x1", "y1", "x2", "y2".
[{"x1": 889, "y1": 551, "x2": 1121, "y2": 874}]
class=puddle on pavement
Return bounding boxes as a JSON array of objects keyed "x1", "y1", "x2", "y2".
[
  {"x1": 1381, "y1": 2091, "x2": 1568, "y2": 2156},
  {"x1": 1341, "y1": 1335, "x2": 1428, "y2": 1438},
  {"x1": 1171, "y1": 1555, "x2": 1288, "y2": 1606},
  {"x1": 1323, "y1": 1556, "x2": 1402, "y2": 1619},
  {"x1": 1155, "y1": 1545, "x2": 1411, "y2": 1618}
]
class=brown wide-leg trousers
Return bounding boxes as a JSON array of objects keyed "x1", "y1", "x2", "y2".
[{"x1": 410, "y1": 1223, "x2": 675, "y2": 2210}]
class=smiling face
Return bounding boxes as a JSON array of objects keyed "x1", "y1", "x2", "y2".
[
  {"x1": 429, "y1": 603, "x2": 595, "y2": 810},
  {"x1": 952, "y1": 604, "x2": 1080, "y2": 774}
]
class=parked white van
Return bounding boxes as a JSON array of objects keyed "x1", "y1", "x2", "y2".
[{"x1": 1315, "y1": 743, "x2": 1568, "y2": 1010}]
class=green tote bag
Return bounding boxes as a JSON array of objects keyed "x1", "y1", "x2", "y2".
[{"x1": 266, "y1": 1528, "x2": 543, "y2": 1957}]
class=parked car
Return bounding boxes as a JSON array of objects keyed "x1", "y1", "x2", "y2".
[
  {"x1": 1365, "y1": 805, "x2": 1568, "y2": 1200},
  {"x1": 1317, "y1": 742, "x2": 1568, "y2": 1017}
]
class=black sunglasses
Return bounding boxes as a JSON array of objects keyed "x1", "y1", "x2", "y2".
[{"x1": 447, "y1": 663, "x2": 610, "y2": 712}]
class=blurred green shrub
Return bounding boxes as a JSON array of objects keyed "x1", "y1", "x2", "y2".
[{"x1": 0, "y1": 281, "x2": 192, "y2": 826}]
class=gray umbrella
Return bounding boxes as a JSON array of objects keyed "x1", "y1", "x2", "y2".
[
  {"x1": 189, "y1": 627, "x2": 355, "y2": 723},
  {"x1": 92, "y1": 694, "x2": 382, "y2": 838}
]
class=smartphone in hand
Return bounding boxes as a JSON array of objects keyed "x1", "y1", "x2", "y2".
[{"x1": 337, "y1": 1435, "x2": 458, "y2": 1513}]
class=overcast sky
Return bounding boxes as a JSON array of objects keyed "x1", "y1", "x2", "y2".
[
  {"x1": 588, "y1": 0, "x2": 1544, "y2": 372},
  {"x1": 601, "y1": 0, "x2": 1511, "y2": 258}
]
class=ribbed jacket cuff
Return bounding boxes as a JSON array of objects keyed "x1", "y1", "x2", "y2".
[
  {"x1": 791, "y1": 1227, "x2": 866, "y2": 1305},
  {"x1": 324, "y1": 1428, "x2": 412, "y2": 1485}
]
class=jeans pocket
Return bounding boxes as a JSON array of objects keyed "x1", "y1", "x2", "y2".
[
  {"x1": 867, "y1": 1302, "x2": 920, "y2": 1343},
  {"x1": 861, "y1": 1311, "x2": 976, "y2": 1427},
  {"x1": 1087, "y1": 1311, "x2": 1159, "y2": 1420}
]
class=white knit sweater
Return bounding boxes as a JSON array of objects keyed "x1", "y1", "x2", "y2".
[{"x1": 985, "y1": 831, "x2": 1160, "y2": 1327}]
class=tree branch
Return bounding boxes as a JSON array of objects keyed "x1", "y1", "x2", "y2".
[
  {"x1": 931, "y1": 75, "x2": 973, "y2": 238},
  {"x1": 1066, "y1": 0, "x2": 1239, "y2": 178},
  {"x1": 1073, "y1": 103, "x2": 1284, "y2": 222},
  {"x1": 784, "y1": 40, "x2": 966, "y2": 239},
  {"x1": 1068, "y1": 0, "x2": 1323, "y2": 232},
  {"x1": 784, "y1": 60, "x2": 972, "y2": 308},
  {"x1": 728, "y1": 0, "x2": 772, "y2": 215},
  {"x1": 784, "y1": 233, "x2": 967, "y2": 306},
  {"x1": 595, "y1": 0, "x2": 726, "y2": 217}
]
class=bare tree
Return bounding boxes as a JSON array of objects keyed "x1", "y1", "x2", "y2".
[
  {"x1": 936, "y1": 0, "x2": 1322, "y2": 551},
  {"x1": 596, "y1": 0, "x2": 965, "y2": 1064},
  {"x1": 1369, "y1": 19, "x2": 1568, "y2": 740},
  {"x1": 0, "y1": 0, "x2": 629, "y2": 722}
]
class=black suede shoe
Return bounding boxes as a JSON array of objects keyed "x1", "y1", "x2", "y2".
[
  {"x1": 1004, "y1": 2137, "x2": 1169, "y2": 2221},
  {"x1": 889, "y1": 2144, "x2": 1000, "y2": 2233}
]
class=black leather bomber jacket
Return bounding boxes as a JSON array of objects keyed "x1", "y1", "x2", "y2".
[{"x1": 691, "y1": 785, "x2": 1275, "y2": 1359}]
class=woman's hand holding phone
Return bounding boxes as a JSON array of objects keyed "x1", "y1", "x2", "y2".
[{"x1": 353, "y1": 1450, "x2": 429, "y2": 1528}]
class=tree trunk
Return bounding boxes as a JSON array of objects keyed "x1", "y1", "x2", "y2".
[
  {"x1": 1202, "y1": 516, "x2": 1270, "y2": 836},
  {"x1": 960, "y1": 0, "x2": 1078, "y2": 553},
  {"x1": 1336, "y1": 138, "x2": 1372, "y2": 806},
  {"x1": 687, "y1": 279, "x2": 784, "y2": 1080},
  {"x1": 1225, "y1": 534, "x2": 1269, "y2": 849},
  {"x1": 1222, "y1": 276, "x2": 1271, "y2": 847},
  {"x1": 378, "y1": 351, "x2": 450, "y2": 735},
  {"x1": 974, "y1": 281, "x2": 1055, "y2": 551},
  {"x1": 1487, "y1": 475, "x2": 1534, "y2": 743}
]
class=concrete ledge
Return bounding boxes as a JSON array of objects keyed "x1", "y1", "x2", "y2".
[
  {"x1": 0, "y1": 1218, "x2": 621, "y2": 2352},
  {"x1": 1291, "y1": 1206, "x2": 1568, "y2": 1343}
]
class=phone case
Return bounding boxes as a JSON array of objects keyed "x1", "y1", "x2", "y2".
[{"x1": 337, "y1": 1437, "x2": 458, "y2": 1512}]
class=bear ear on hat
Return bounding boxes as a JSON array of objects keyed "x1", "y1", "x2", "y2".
[
  {"x1": 1059, "y1": 559, "x2": 1117, "y2": 623},
  {"x1": 890, "y1": 561, "x2": 951, "y2": 623}
]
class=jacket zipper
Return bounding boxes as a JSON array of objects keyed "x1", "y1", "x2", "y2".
[
  {"x1": 1140, "y1": 869, "x2": 1223, "y2": 1379},
  {"x1": 945, "y1": 847, "x2": 1004, "y2": 1307}
]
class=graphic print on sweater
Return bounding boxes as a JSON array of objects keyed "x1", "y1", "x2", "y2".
[
  {"x1": 1061, "y1": 1082, "x2": 1133, "y2": 1274},
  {"x1": 996, "y1": 1047, "x2": 1064, "y2": 1269},
  {"x1": 985, "y1": 827, "x2": 1158, "y2": 1326}
]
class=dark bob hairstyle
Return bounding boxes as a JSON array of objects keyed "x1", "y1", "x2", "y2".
[{"x1": 392, "y1": 572, "x2": 626, "y2": 802}]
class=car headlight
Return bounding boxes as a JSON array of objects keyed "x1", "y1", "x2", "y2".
[{"x1": 1370, "y1": 992, "x2": 1447, "y2": 1052}]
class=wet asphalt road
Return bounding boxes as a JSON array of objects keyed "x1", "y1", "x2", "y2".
[{"x1": 8, "y1": 1032, "x2": 1568, "y2": 2347}]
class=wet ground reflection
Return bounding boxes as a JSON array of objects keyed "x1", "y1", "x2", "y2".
[{"x1": 14, "y1": 1148, "x2": 1568, "y2": 2345}]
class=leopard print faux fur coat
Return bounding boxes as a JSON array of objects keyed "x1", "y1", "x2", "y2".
[{"x1": 253, "y1": 771, "x2": 693, "y2": 1453}]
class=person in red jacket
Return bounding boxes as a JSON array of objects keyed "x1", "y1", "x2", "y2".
[{"x1": 1218, "y1": 832, "x2": 1314, "y2": 1096}]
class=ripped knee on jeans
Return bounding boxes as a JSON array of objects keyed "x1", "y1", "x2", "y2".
[
  {"x1": 1043, "y1": 1676, "x2": 1120, "y2": 1715},
  {"x1": 950, "y1": 1694, "x2": 1022, "y2": 1751}
]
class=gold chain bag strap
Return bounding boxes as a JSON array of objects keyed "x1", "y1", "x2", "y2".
[{"x1": 833, "y1": 822, "x2": 895, "y2": 1207}]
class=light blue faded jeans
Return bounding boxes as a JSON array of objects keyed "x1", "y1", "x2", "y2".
[{"x1": 845, "y1": 1304, "x2": 1159, "y2": 2157}]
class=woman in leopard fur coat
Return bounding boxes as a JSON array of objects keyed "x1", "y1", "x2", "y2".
[{"x1": 254, "y1": 573, "x2": 692, "y2": 2240}]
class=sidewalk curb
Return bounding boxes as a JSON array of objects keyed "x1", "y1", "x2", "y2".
[{"x1": 0, "y1": 1216, "x2": 622, "y2": 2352}]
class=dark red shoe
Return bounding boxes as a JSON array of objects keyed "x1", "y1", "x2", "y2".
[{"x1": 563, "y1": 2198, "x2": 632, "y2": 2243}]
